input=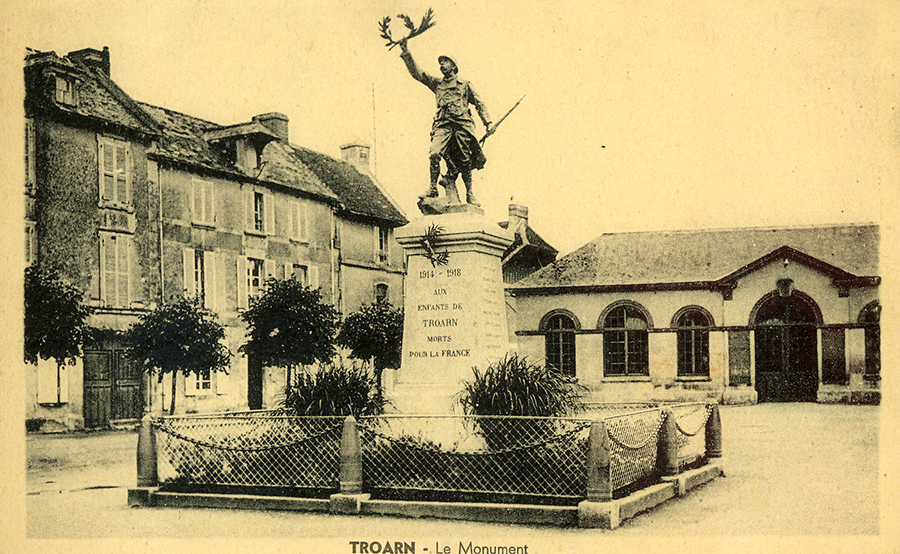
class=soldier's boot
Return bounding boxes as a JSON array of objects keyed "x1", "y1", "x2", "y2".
[
  {"x1": 441, "y1": 173, "x2": 462, "y2": 204},
  {"x1": 462, "y1": 169, "x2": 480, "y2": 207},
  {"x1": 419, "y1": 157, "x2": 441, "y2": 198}
]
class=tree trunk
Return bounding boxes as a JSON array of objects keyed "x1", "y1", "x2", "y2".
[{"x1": 170, "y1": 372, "x2": 177, "y2": 415}]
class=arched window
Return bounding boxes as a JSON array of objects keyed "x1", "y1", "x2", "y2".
[
  {"x1": 544, "y1": 313, "x2": 576, "y2": 376},
  {"x1": 860, "y1": 301, "x2": 881, "y2": 381},
  {"x1": 675, "y1": 309, "x2": 710, "y2": 377},
  {"x1": 602, "y1": 303, "x2": 649, "y2": 376}
]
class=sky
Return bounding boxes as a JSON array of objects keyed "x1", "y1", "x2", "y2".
[{"x1": 5, "y1": 0, "x2": 898, "y2": 256}]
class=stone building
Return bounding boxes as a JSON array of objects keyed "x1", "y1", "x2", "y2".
[
  {"x1": 24, "y1": 47, "x2": 406, "y2": 430},
  {"x1": 508, "y1": 225, "x2": 881, "y2": 404}
]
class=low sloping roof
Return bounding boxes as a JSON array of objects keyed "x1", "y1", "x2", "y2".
[{"x1": 511, "y1": 224, "x2": 879, "y2": 289}]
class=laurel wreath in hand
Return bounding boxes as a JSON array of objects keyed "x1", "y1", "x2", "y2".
[{"x1": 379, "y1": 8, "x2": 436, "y2": 50}]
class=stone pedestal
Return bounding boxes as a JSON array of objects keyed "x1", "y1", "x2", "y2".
[{"x1": 390, "y1": 205, "x2": 513, "y2": 414}]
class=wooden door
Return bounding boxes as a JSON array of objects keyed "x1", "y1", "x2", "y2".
[{"x1": 83, "y1": 346, "x2": 144, "y2": 427}]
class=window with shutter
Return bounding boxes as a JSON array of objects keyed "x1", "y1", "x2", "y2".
[
  {"x1": 98, "y1": 137, "x2": 131, "y2": 208},
  {"x1": 192, "y1": 179, "x2": 215, "y2": 226},
  {"x1": 100, "y1": 233, "x2": 132, "y2": 308}
]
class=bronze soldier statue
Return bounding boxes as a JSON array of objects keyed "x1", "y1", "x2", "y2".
[{"x1": 398, "y1": 39, "x2": 495, "y2": 206}]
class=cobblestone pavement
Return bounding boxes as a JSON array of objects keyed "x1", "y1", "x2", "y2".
[{"x1": 19, "y1": 403, "x2": 892, "y2": 552}]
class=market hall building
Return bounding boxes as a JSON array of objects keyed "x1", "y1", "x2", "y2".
[{"x1": 507, "y1": 224, "x2": 880, "y2": 404}]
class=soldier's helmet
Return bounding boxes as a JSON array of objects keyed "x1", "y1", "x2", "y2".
[{"x1": 437, "y1": 55, "x2": 458, "y2": 72}]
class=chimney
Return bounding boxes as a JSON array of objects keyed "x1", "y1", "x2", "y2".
[
  {"x1": 67, "y1": 47, "x2": 110, "y2": 76},
  {"x1": 340, "y1": 142, "x2": 372, "y2": 174},
  {"x1": 508, "y1": 203, "x2": 528, "y2": 236},
  {"x1": 252, "y1": 112, "x2": 289, "y2": 142}
]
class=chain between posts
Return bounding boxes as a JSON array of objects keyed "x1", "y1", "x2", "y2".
[
  {"x1": 673, "y1": 405, "x2": 714, "y2": 437},
  {"x1": 357, "y1": 418, "x2": 591, "y2": 456},
  {"x1": 153, "y1": 417, "x2": 344, "y2": 452}
]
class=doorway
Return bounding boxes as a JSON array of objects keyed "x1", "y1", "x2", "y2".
[
  {"x1": 83, "y1": 342, "x2": 144, "y2": 427},
  {"x1": 753, "y1": 292, "x2": 820, "y2": 402}
]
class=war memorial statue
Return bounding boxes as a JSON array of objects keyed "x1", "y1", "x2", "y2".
[
  {"x1": 398, "y1": 39, "x2": 495, "y2": 208},
  {"x1": 380, "y1": 10, "x2": 506, "y2": 212}
]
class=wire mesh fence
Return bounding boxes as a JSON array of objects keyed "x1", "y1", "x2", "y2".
[
  {"x1": 155, "y1": 414, "x2": 344, "y2": 489},
  {"x1": 149, "y1": 402, "x2": 718, "y2": 502},
  {"x1": 671, "y1": 403, "x2": 713, "y2": 468},
  {"x1": 358, "y1": 415, "x2": 592, "y2": 500}
]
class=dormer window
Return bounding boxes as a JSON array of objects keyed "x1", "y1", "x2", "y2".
[{"x1": 54, "y1": 74, "x2": 76, "y2": 106}]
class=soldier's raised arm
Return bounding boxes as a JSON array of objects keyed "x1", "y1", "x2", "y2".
[{"x1": 399, "y1": 40, "x2": 437, "y2": 91}]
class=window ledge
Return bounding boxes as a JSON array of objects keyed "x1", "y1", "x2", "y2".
[
  {"x1": 244, "y1": 230, "x2": 267, "y2": 238},
  {"x1": 99, "y1": 202, "x2": 135, "y2": 214},
  {"x1": 192, "y1": 222, "x2": 216, "y2": 231},
  {"x1": 676, "y1": 376, "x2": 712, "y2": 382},
  {"x1": 602, "y1": 376, "x2": 651, "y2": 383}
]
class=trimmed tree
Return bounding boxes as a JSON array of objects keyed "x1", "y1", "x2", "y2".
[
  {"x1": 24, "y1": 266, "x2": 92, "y2": 368},
  {"x1": 239, "y1": 278, "x2": 341, "y2": 384},
  {"x1": 336, "y1": 301, "x2": 403, "y2": 398},
  {"x1": 125, "y1": 295, "x2": 232, "y2": 415}
]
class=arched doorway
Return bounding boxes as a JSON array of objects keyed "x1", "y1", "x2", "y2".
[{"x1": 752, "y1": 290, "x2": 821, "y2": 402}]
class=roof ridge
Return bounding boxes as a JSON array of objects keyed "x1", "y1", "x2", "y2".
[{"x1": 598, "y1": 222, "x2": 879, "y2": 237}]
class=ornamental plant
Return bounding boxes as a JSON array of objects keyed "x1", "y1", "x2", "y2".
[
  {"x1": 24, "y1": 266, "x2": 92, "y2": 369},
  {"x1": 281, "y1": 361, "x2": 387, "y2": 417},
  {"x1": 457, "y1": 354, "x2": 587, "y2": 449},
  {"x1": 125, "y1": 295, "x2": 232, "y2": 415}
]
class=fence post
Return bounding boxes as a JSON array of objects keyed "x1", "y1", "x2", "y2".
[
  {"x1": 585, "y1": 420, "x2": 612, "y2": 501},
  {"x1": 705, "y1": 404, "x2": 722, "y2": 458},
  {"x1": 658, "y1": 409, "x2": 678, "y2": 478},
  {"x1": 339, "y1": 415, "x2": 363, "y2": 494},
  {"x1": 136, "y1": 413, "x2": 158, "y2": 487}
]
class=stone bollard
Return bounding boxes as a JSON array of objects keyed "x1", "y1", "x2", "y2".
[
  {"x1": 136, "y1": 413, "x2": 158, "y2": 487},
  {"x1": 585, "y1": 420, "x2": 612, "y2": 501},
  {"x1": 338, "y1": 415, "x2": 363, "y2": 494},
  {"x1": 705, "y1": 404, "x2": 723, "y2": 458},
  {"x1": 657, "y1": 409, "x2": 678, "y2": 478}
]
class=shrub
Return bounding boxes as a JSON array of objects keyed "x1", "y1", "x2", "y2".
[
  {"x1": 281, "y1": 361, "x2": 387, "y2": 417},
  {"x1": 457, "y1": 354, "x2": 587, "y2": 450}
]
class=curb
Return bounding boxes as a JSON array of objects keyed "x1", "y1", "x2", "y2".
[{"x1": 128, "y1": 461, "x2": 724, "y2": 529}]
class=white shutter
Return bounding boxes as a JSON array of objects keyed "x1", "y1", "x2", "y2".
[
  {"x1": 184, "y1": 372, "x2": 198, "y2": 396},
  {"x1": 58, "y1": 363, "x2": 69, "y2": 403},
  {"x1": 124, "y1": 238, "x2": 133, "y2": 307},
  {"x1": 290, "y1": 201, "x2": 300, "y2": 240},
  {"x1": 373, "y1": 226, "x2": 379, "y2": 262},
  {"x1": 183, "y1": 248, "x2": 195, "y2": 297},
  {"x1": 125, "y1": 143, "x2": 133, "y2": 205},
  {"x1": 191, "y1": 180, "x2": 200, "y2": 223},
  {"x1": 283, "y1": 262, "x2": 293, "y2": 280},
  {"x1": 237, "y1": 257, "x2": 248, "y2": 309},
  {"x1": 309, "y1": 265, "x2": 319, "y2": 290},
  {"x1": 264, "y1": 192, "x2": 275, "y2": 234},
  {"x1": 264, "y1": 259, "x2": 276, "y2": 281},
  {"x1": 216, "y1": 364, "x2": 232, "y2": 396},
  {"x1": 206, "y1": 251, "x2": 218, "y2": 311},
  {"x1": 99, "y1": 235, "x2": 108, "y2": 306},
  {"x1": 245, "y1": 188, "x2": 255, "y2": 231},
  {"x1": 36, "y1": 360, "x2": 56, "y2": 403},
  {"x1": 205, "y1": 181, "x2": 215, "y2": 225},
  {"x1": 300, "y1": 202, "x2": 309, "y2": 242}
]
